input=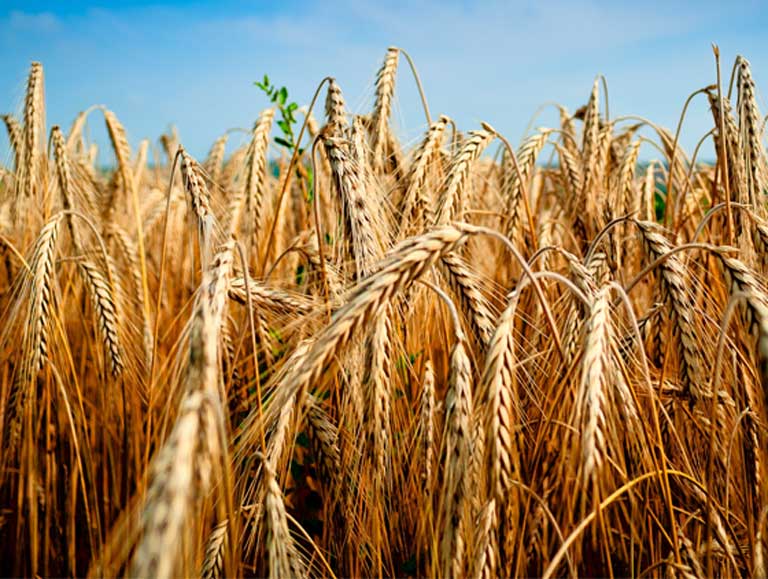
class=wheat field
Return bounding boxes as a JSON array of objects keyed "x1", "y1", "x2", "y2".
[{"x1": 0, "y1": 47, "x2": 767, "y2": 577}]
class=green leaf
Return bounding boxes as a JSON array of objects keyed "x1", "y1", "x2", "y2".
[
  {"x1": 277, "y1": 119, "x2": 291, "y2": 135},
  {"x1": 277, "y1": 86, "x2": 288, "y2": 106},
  {"x1": 274, "y1": 136, "x2": 294, "y2": 149},
  {"x1": 287, "y1": 102, "x2": 298, "y2": 113},
  {"x1": 263, "y1": 73, "x2": 269, "y2": 87}
]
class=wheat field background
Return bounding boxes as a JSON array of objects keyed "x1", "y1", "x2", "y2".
[{"x1": 0, "y1": 46, "x2": 767, "y2": 577}]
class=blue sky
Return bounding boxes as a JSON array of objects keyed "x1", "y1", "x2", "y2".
[{"x1": 1, "y1": 0, "x2": 767, "y2": 163}]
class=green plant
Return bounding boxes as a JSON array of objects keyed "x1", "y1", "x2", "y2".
[{"x1": 255, "y1": 74, "x2": 300, "y2": 153}]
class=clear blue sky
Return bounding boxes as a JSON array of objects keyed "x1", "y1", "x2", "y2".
[{"x1": 1, "y1": 0, "x2": 767, "y2": 163}]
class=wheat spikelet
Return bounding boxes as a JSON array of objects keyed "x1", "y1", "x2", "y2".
[
  {"x1": 50, "y1": 126, "x2": 83, "y2": 253},
  {"x1": 201, "y1": 519, "x2": 228, "y2": 579},
  {"x1": 2, "y1": 114, "x2": 22, "y2": 173},
  {"x1": 370, "y1": 47, "x2": 399, "y2": 173},
  {"x1": 65, "y1": 107, "x2": 93, "y2": 153},
  {"x1": 580, "y1": 78, "x2": 600, "y2": 196},
  {"x1": 228, "y1": 277, "x2": 313, "y2": 315},
  {"x1": 9, "y1": 214, "x2": 62, "y2": 447},
  {"x1": 79, "y1": 260, "x2": 124, "y2": 378},
  {"x1": 129, "y1": 388, "x2": 219, "y2": 579},
  {"x1": 478, "y1": 288, "x2": 523, "y2": 575},
  {"x1": 576, "y1": 285, "x2": 611, "y2": 484},
  {"x1": 159, "y1": 126, "x2": 179, "y2": 161},
  {"x1": 245, "y1": 110, "x2": 274, "y2": 242},
  {"x1": 398, "y1": 115, "x2": 450, "y2": 235},
  {"x1": 433, "y1": 125, "x2": 495, "y2": 225},
  {"x1": 205, "y1": 133, "x2": 229, "y2": 187},
  {"x1": 242, "y1": 227, "x2": 470, "y2": 463},
  {"x1": 712, "y1": 250, "x2": 768, "y2": 457},
  {"x1": 305, "y1": 397, "x2": 341, "y2": 484},
  {"x1": 737, "y1": 56, "x2": 768, "y2": 211},
  {"x1": 480, "y1": 290, "x2": 520, "y2": 506},
  {"x1": 751, "y1": 218, "x2": 768, "y2": 272},
  {"x1": 325, "y1": 78, "x2": 347, "y2": 131},
  {"x1": 503, "y1": 129, "x2": 552, "y2": 241},
  {"x1": 180, "y1": 148, "x2": 213, "y2": 225},
  {"x1": 420, "y1": 360, "x2": 436, "y2": 492},
  {"x1": 440, "y1": 339, "x2": 473, "y2": 579},
  {"x1": 322, "y1": 109, "x2": 381, "y2": 279},
  {"x1": 129, "y1": 245, "x2": 233, "y2": 579},
  {"x1": 439, "y1": 251, "x2": 496, "y2": 347},
  {"x1": 25, "y1": 216, "x2": 62, "y2": 374},
  {"x1": 471, "y1": 499, "x2": 498, "y2": 579},
  {"x1": 364, "y1": 312, "x2": 393, "y2": 483},
  {"x1": 635, "y1": 219, "x2": 704, "y2": 399},
  {"x1": 22, "y1": 62, "x2": 45, "y2": 201},
  {"x1": 592, "y1": 121, "x2": 614, "y2": 193},
  {"x1": 180, "y1": 147, "x2": 215, "y2": 263},
  {"x1": 103, "y1": 109, "x2": 134, "y2": 195},
  {"x1": 707, "y1": 88, "x2": 747, "y2": 208},
  {"x1": 554, "y1": 142, "x2": 583, "y2": 199},
  {"x1": 262, "y1": 457, "x2": 308, "y2": 579}
]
